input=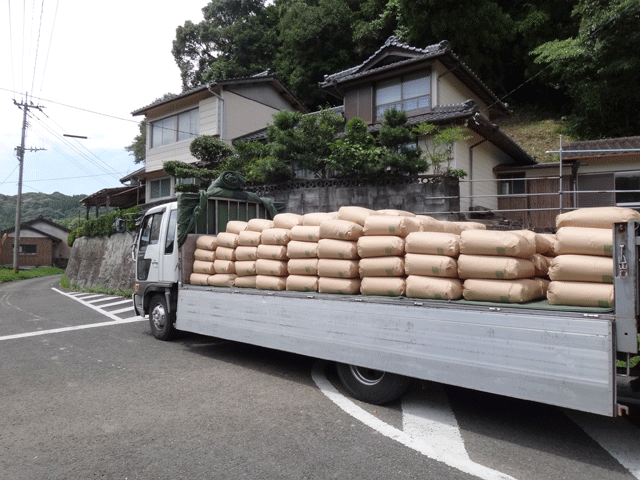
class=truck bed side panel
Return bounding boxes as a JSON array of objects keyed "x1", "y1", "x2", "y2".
[{"x1": 177, "y1": 286, "x2": 616, "y2": 416}]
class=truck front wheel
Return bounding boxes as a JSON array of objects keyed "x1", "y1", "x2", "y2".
[
  {"x1": 149, "y1": 294, "x2": 176, "y2": 341},
  {"x1": 336, "y1": 363, "x2": 412, "y2": 405}
]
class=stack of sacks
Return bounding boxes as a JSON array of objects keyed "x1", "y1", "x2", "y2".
[
  {"x1": 459, "y1": 229, "x2": 546, "y2": 303},
  {"x1": 255, "y1": 217, "x2": 292, "y2": 291},
  {"x1": 209, "y1": 223, "x2": 244, "y2": 287},
  {"x1": 546, "y1": 207, "x2": 640, "y2": 308},
  {"x1": 190, "y1": 235, "x2": 218, "y2": 285},
  {"x1": 286, "y1": 222, "x2": 321, "y2": 292},
  {"x1": 358, "y1": 215, "x2": 421, "y2": 296},
  {"x1": 317, "y1": 217, "x2": 364, "y2": 294},
  {"x1": 234, "y1": 221, "x2": 262, "y2": 289},
  {"x1": 404, "y1": 231, "x2": 463, "y2": 300}
]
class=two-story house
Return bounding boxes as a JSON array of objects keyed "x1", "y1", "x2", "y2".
[
  {"x1": 319, "y1": 37, "x2": 536, "y2": 215},
  {"x1": 131, "y1": 71, "x2": 307, "y2": 205}
]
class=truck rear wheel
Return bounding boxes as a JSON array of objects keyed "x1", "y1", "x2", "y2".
[
  {"x1": 149, "y1": 294, "x2": 176, "y2": 341},
  {"x1": 336, "y1": 363, "x2": 411, "y2": 405}
]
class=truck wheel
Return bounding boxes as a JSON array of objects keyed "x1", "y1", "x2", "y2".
[
  {"x1": 336, "y1": 363, "x2": 411, "y2": 405},
  {"x1": 149, "y1": 294, "x2": 176, "y2": 341}
]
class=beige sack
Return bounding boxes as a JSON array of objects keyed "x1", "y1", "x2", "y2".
[
  {"x1": 376, "y1": 209, "x2": 416, "y2": 217},
  {"x1": 290, "y1": 225, "x2": 321, "y2": 242},
  {"x1": 318, "y1": 277, "x2": 361, "y2": 295},
  {"x1": 235, "y1": 246, "x2": 258, "y2": 261},
  {"x1": 360, "y1": 277, "x2": 406, "y2": 297},
  {"x1": 405, "y1": 254, "x2": 458, "y2": 278},
  {"x1": 317, "y1": 239, "x2": 359, "y2": 259},
  {"x1": 189, "y1": 273, "x2": 211, "y2": 286},
  {"x1": 536, "y1": 233, "x2": 556, "y2": 256},
  {"x1": 234, "y1": 275, "x2": 257, "y2": 289},
  {"x1": 337, "y1": 206, "x2": 374, "y2": 226},
  {"x1": 288, "y1": 258, "x2": 319, "y2": 276},
  {"x1": 255, "y1": 275, "x2": 287, "y2": 291},
  {"x1": 226, "y1": 221, "x2": 248, "y2": 234},
  {"x1": 273, "y1": 213, "x2": 304, "y2": 229},
  {"x1": 238, "y1": 230, "x2": 262, "y2": 246},
  {"x1": 235, "y1": 260, "x2": 257, "y2": 277},
  {"x1": 556, "y1": 207, "x2": 640, "y2": 229},
  {"x1": 463, "y1": 278, "x2": 545, "y2": 303},
  {"x1": 554, "y1": 227, "x2": 613, "y2": 257},
  {"x1": 460, "y1": 229, "x2": 536, "y2": 258},
  {"x1": 512, "y1": 230, "x2": 538, "y2": 251},
  {"x1": 439, "y1": 221, "x2": 463, "y2": 235},
  {"x1": 214, "y1": 259, "x2": 236, "y2": 275},
  {"x1": 319, "y1": 219, "x2": 364, "y2": 241},
  {"x1": 547, "y1": 281, "x2": 614, "y2": 308},
  {"x1": 318, "y1": 259, "x2": 360, "y2": 278},
  {"x1": 194, "y1": 249, "x2": 216, "y2": 262},
  {"x1": 535, "y1": 277, "x2": 551, "y2": 297},
  {"x1": 287, "y1": 241, "x2": 319, "y2": 259},
  {"x1": 303, "y1": 212, "x2": 338, "y2": 226},
  {"x1": 415, "y1": 215, "x2": 446, "y2": 233},
  {"x1": 216, "y1": 232, "x2": 239, "y2": 249},
  {"x1": 195, "y1": 235, "x2": 217, "y2": 251},
  {"x1": 286, "y1": 275, "x2": 319, "y2": 292},
  {"x1": 193, "y1": 260, "x2": 216, "y2": 275},
  {"x1": 261, "y1": 228, "x2": 292, "y2": 245},
  {"x1": 359, "y1": 256, "x2": 405, "y2": 277},
  {"x1": 207, "y1": 274, "x2": 237, "y2": 288},
  {"x1": 405, "y1": 232, "x2": 460, "y2": 257},
  {"x1": 406, "y1": 276, "x2": 463, "y2": 300},
  {"x1": 363, "y1": 215, "x2": 421, "y2": 237},
  {"x1": 458, "y1": 254, "x2": 535, "y2": 280},
  {"x1": 215, "y1": 246, "x2": 236, "y2": 261},
  {"x1": 357, "y1": 236, "x2": 405, "y2": 258},
  {"x1": 257, "y1": 244, "x2": 288, "y2": 261},
  {"x1": 247, "y1": 218, "x2": 275, "y2": 232},
  {"x1": 530, "y1": 254, "x2": 551, "y2": 277},
  {"x1": 548, "y1": 255, "x2": 614, "y2": 283},
  {"x1": 255, "y1": 259, "x2": 288, "y2": 276},
  {"x1": 453, "y1": 221, "x2": 486, "y2": 231}
]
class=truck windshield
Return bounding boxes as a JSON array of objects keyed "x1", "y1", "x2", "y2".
[
  {"x1": 164, "y1": 209, "x2": 178, "y2": 255},
  {"x1": 137, "y1": 212, "x2": 163, "y2": 281}
]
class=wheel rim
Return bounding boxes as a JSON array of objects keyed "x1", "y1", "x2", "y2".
[
  {"x1": 349, "y1": 365, "x2": 385, "y2": 386},
  {"x1": 151, "y1": 303, "x2": 166, "y2": 331}
]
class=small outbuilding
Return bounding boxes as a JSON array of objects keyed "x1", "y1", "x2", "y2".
[{"x1": 1, "y1": 217, "x2": 71, "y2": 268}]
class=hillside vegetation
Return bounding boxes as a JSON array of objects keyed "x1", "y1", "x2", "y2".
[{"x1": 0, "y1": 192, "x2": 89, "y2": 231}]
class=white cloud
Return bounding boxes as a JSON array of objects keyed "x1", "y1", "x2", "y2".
[{"x1": 0, "y1": 0, "x2": 206, "y2": 196}]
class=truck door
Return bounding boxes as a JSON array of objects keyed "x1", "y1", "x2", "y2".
[
  {"x1": 136, "y1": 209, "x2": 165, "y2": 283},
  {"x1": 158, "y1": 207, "x2": 179, "y2": 283}
]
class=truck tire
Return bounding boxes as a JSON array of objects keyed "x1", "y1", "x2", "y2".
[
  {"x1": 149, "y1": 294, "x2": 176, "y2": 341},
  {"x1": 336, "y1": 363, "x2": 412, "y2": 405}
]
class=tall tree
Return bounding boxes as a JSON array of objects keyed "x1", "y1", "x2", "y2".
[{"x1": 533, "y1": 0, "x2": 640, "y2": 137}]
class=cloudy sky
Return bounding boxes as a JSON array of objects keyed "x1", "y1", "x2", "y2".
[{"x1": 0, "y1": 0, "x2": 206, "y2": 197}]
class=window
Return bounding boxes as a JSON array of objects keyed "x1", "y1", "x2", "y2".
[
  {"x1": 499, "y1": 176, "x2": 526, "y2": 195},
  {"x1": 19, "y1": 244, "x2": 37, "y2": 254},
  {"x1": 150, "y1": 178, "x2": 171, "y2": 200},
  {"x1": 165, "y1": 209, "x2": 178, "y2": 255},
  {"x1": 151, "y1": 109, "x2": 198, "y2": 148},
  {"x1": 615, "y1": 171, "x2": 640, "y2": 206},
  {"x1": 376, "y1": 71, "x2": 431, "y2": 117}
]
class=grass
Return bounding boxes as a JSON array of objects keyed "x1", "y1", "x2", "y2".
[
  {"x1": 0, "y1": 266, "x2": 65, "y2": 283},
  {"x1": 496, "y1": 107, "x2": 575, "y2": 163},
  {"x1": 59, "y1": 275, "x2": 133, "y2": 297}
]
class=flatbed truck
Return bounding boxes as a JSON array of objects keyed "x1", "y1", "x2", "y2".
[{"x1": 132, "y1": 198, "x2": 639, "y2": 416}]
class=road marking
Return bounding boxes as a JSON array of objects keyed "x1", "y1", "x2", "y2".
[
  {"x1": 565, "y1": 409, "x2": 640, "y2": 479},
  {"x1": 0, "y1": 317, "x2": 145, "y2": 341},
  {"x1": 311, "y1": 362, "x2": 517, "y2": 480},
  {"x1": 109, "y1": 306, "x2": 136, "y2": 315},
  {"x1": 97, "y1": 299, "x2": 131, "y2": 308},
  {"x1": 86, "y1": 296, "x2": 120, "y2": 304},
  {"x1": 52, "y1": 288, "x2": 135, "y2": 321}
]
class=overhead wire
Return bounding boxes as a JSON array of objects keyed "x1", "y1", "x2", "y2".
[
  {"x1": 7, "y1": 0, "x2": 16, "y2": 98},
  {"x1": 37, "y1": 0, "x2": 59, "y2": 100},
  {"x1": 30, "y1": 0, "x2": 45, "y2": 94}
]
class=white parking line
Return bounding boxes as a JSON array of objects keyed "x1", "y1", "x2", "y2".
[
  {"x1": 52, "y1": 288, "x2": 135, "y2": 321},
  {"x1": 0, "y1": 316, "x2": 145, "y2": 341},
  {"x1": 311, "y1": 362, "x2": 517, "y2": 480},
  {"x1": 98, "y1": 299, "x2": 131, "y2": 308},
  {"x1": 109, "y1": 306, "x2": 136, "y2": 315},
  {"x1": 86, "y1": 296, "x2": 120, "y2": 304}
]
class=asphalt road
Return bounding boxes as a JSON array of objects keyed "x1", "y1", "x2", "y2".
[{"x1": 1, "y1": 275, "x2": 638, "y2": 480}]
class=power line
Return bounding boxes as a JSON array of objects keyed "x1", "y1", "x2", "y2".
[
  {"x1": 7, "y1": 0, "x2": 16, "y2": 98},
  {"x1": 37, "y1": 0, "x2": 59, "y2": 100},
  {"x1": 30, "y1": 0, "x2": 45, "y2": 94}
]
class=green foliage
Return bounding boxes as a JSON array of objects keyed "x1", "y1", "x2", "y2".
[
  {"x1": 0, "y1": 192, "x2": 88, "y2": 232},
  {"x1": 533, "y1": 0, "x2": 640, "y2": 137},
  {"x1": 0, "y1": 266, "x2": 65, "y2": 283},
  {"x1": 189, "y1": 135, "x2": 235, "y2": 168},
  {"x1": 414, "y1": 123, "x2": 471, "y2": 175},
  {"x1": 63, "y1": 280, "x2": 134, "y2": 298},
  {"x1": 68, "y1": 206, "x2": 140, "y2": 246},
  {"x1": 125, "y1": 121, "x2": 147, "y2": 164},
  {"x1": 329, "y1": 118, "x2": 383, "y2": 177}
]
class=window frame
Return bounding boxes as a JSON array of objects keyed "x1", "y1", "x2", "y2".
[
  {"x1": 375, "y1": 70, "x2": 431, "y2": 119},
  {"x1": 19, "y1": 244, "x2": 37, "y2": 255},
  {"x1": 150, "y1": 108, "x2": 199, "y2": 149},
  {"x1": 614, "y1": 171, "x2": 640, "y2": 207},
  {"x1": 149, "y1": 177, "x2": 172, "y2": 200}
]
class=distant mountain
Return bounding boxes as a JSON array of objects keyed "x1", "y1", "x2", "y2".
[{"x1": 0, "y1": 192, "x2": 89, "y2": 231}]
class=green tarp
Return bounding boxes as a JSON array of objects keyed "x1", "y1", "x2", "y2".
[{"x1": 177, "y1": 171, "x2": 279, "y2": 247}]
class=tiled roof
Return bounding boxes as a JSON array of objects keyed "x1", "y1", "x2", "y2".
[
  {"x1": 320, "y1": 36, "x2": 507, "y2": 114},
  {"x1": 562, "y1": 136, "x2": 640, "y2": 158}
]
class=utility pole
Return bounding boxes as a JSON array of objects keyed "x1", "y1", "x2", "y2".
[{"x1": 12, "y1": 93, "x2": 45, "y2": 273}]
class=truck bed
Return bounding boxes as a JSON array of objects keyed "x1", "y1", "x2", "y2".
[{"x1": 176, "y1": 284, "x2": 616, "y2": 416}]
